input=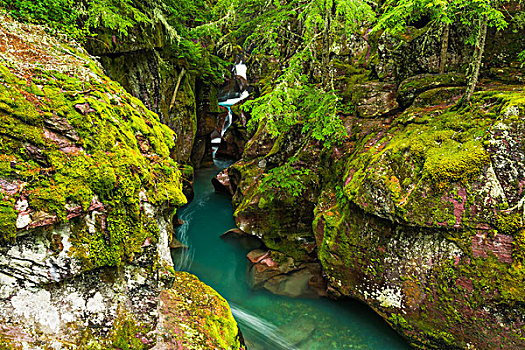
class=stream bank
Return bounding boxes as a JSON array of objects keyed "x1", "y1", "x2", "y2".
[{"x1": 172, "y1": 162, "x2": 410, "y2": 349}]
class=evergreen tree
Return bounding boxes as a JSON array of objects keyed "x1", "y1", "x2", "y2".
[
  {"x1": 216, "y1": 0, "x2": 375, "y2": 143},
  {"x1": 375, "y1": 0, "x2": 516, "y2": 103}
]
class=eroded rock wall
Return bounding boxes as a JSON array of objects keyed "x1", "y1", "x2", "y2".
[
  {"x1": 87, "y1": 24, "x2": 221, "y2": 167},
  {"x1": 0, "y1": 15, "x2": 242, "y2": 349},
  {"x1": 220, "y1": 19, "x2": 525, "y2": 349}
]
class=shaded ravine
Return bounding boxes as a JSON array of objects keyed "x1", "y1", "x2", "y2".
[{"x1": 172, "y1": 161, "x2": 411, "y2": 350}]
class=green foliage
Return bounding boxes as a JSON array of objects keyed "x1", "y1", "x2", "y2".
[
  {"x1": 260, "y1": 163, "x2": 312, "y2": 202},
  {"x1": 0, "y1": 0, "x2": 176, "y2": 41},
  {"x1": 223, "y1": 0, "x2": 372, "y2": 146},
  {"x1": 81, "y1": 0, "x2": 151, "y2": 37},
  {"x1": 0, "y1": 0, "x2": 227, "y2": 81},
  {"x1": 375, "y1": 0, "x2": 511, "y2": 35},
  {"x1": 0, "y1": 0, "x2": 155, "y2": 40},
  {"x1": 0, "y1": 0, "x2": 87, "y2": 39},
  {"x1": 244, "y1": 80, "x2": 345, "y2": 145},
  {"x1": 242, "y1": 49, "x2": 346, "y2": 144},
  {"x1": 158, "y1": 0, "x2": 228, "y2": 82}
]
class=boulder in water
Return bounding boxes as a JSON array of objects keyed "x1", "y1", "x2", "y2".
[
  {"x1": 213, "y1": 168, "x2": 235, "y2": 195},
  {"x1": 278, "y1": 316, "x2": 316, "y2": 346},
  {"x1": 221, "y1": 228, "x2": 263, "y2": 250},
  {"x1": 246, "y1": 250, "x2": 327, "y2": 298}
]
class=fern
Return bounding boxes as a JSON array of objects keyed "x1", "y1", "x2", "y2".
[{"x1": 260, "y1": 163, "x2": 312, "y2": 202}]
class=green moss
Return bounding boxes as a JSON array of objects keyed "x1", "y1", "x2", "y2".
[
  {"x1": 340, "y1": 90, "x2": 525, "y2": 228},
  {"x1": 0, "y1": 332, "x2": 19, "y2": 350},
  {"x1": 109, "y1": 312, "x2": 151, "y2": 350},
  {"x1": 397, "y1": 73, "x2": 466, "y2": 106},
  {"x1": 424, "y1": 140, "x2": 489, "y2": 189},
  {"x1": 0, "y1": 200, "x2": 17, "y2": 243},
  {"x1": 159, "y1": 272, "x2": 242, "y2": 350},
  {"x1": 496, "y1": 212, "x2": 523, "y2": 236},
  {"x1": 0, "y1": 33, "x2": 186, "y2": 270}
]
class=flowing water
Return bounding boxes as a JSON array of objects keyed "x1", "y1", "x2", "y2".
[{"x1": 172, "y1": 160, "x2": 411, "y2": 350}]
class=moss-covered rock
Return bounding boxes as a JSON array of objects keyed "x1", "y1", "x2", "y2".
[
  {"x1": 156, "y1": 272, "x2": 243, "y2": 350},
  {"x1": 91, "y1": 24, "x2": 221, "y2": 167},
  {"x1": 228, "y1": 65, "x2": 525, "y2": 350},
  {"x1": 0, "y1": 14, "x2": 241, "y2": 350},
  {"x1": 313, "y1": 90, "x2": 525, "y2": 348},
  {"x1": 397, "y1": 73, "x2": 466, "y2": 107}
]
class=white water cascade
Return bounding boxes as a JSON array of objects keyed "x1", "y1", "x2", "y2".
[
  {"x1": 231, "y1": 304, "x2": 297, "y2": 350},
  {"x1": 212, "y1": 62, "x2": 249, "y2": 157}
]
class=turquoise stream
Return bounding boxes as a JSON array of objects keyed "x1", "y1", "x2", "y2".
[{"x1": 172, "y1": 161, "x2": 411, "y2": 350}]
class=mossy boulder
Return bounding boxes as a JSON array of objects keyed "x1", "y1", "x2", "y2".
[
  {"x1": 229, "y1": 59, "x2": 525, "y2": 349},
  {"x1": 156, "y1": 272, "x2": 244, "y2": 350},
  {"x1": 0, "y1": 14, "x2": 241, "y2": 349},
  {"x1": 229, "y1": 127, "x2": 323, "y2": 262},
  {"x1": 397, "y1": 73, "x2": 466, "y2": 108},
  {"x1": 0, "y1": 13, "x2": 186, "y2": 261},
  {"x1": 311, "y1": 90, "x2": 525, "y2": 349}
]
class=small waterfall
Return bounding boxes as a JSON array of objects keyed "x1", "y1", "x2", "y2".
[
  {"x1": 214, "y1": 61, "x2": 250, "y2": 156},
  {"x1": 218, "y1": 90, "x2": 249, "y2": 135},
  {"x1": 231, "y1": 304, "x2": 297, "y2": 350},
  {"x1": 221, "y1": 106, "x2": 232, "y2": 137},
  {"x1": 235, "y1": 60, "x2": 247, "y2": 79}
]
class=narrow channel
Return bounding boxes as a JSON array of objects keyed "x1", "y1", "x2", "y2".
[{"x1": 172, "y1": 161, "x2": 410, "y2": 349}]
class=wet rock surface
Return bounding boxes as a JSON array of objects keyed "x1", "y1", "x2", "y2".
[
  {"x1": 246, "y1": 249, "x2": 326, "y2": 298},
  {"x1": 221, "y1": 228, "x2": 263, "y2": 251},
  {"x1": 219, "y1": 75, "x2": 248, "y2": 102}
]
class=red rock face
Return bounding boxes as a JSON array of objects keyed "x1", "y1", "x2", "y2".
[
  {"x1": 472, "y1": 233, "x2": 513, "y2": 264},
  {"x1": 0, "y1": 178, "x2": 23, "y2": 196}
]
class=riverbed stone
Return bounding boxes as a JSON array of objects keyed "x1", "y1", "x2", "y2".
[
  {"x1": 278, "y1": 316, "x2": 316, "y2": 346},
  {"x1": 221, "y1": 228, "x2": 263, "y2": 250},
  {"x1": 246, "y1": 250, "x2": 327, "y2": 298}
]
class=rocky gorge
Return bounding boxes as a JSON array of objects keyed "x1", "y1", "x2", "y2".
[
  {"x1": 1, "y1": 0, "x2": 525, "y2": 349},
  {"x1": 214, "y1": 12, "x2": 525, "y2": 350}
]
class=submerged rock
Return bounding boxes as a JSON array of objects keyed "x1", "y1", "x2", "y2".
[
  {"x1": 246, "y1": 249, "x2": 326, "y2": 298},
  {"x1": 213, "y1": 168, "x2": 236, "y2": 195},
  {"x1": 221, "y1": 228, "x2": 263, "y2": 250},
  {"x1": 278, "y1": 316, "x2": 316, "y2": 346}
]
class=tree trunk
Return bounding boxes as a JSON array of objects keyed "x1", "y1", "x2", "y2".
[
  {"x1": 321, "y1": 0, "x2": 331, "y2": 89},
  {"x1": 464, "y1": 16, "x2": 487, "y2": 103},
  {"x1": 439, "y1": 23, "x2": 450, "y2": 74},
  {"x1": 169, "y1": 67, "x2": 186, "y2": 111}
]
